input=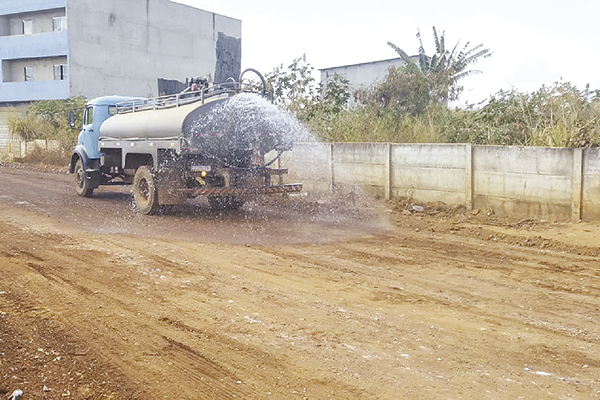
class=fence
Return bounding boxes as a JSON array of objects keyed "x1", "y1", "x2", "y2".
[
  {"x1": 281, "y1": 143, "x2": 600, "y2": 222},
  {"x1": 0, "y1": 139, "x2": 61, "y2": 157}
]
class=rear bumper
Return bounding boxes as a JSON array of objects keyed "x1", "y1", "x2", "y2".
[{"x1": 181, "y1": 183, "x2": 303, "y2": 197}]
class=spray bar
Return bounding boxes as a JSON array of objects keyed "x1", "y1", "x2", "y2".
[{"x1": 180, "y1": 183, "x2": 302, "y2": 197}]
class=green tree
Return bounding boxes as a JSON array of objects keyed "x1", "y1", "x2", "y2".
[
  {"x1": 266, "y1": 54, "x2": 318, "y2": 121},
  {"x1": 318, "y1": 73, "x2": 352, "y2": 114},
  {"x1": 8, "y1": 97, "x2": 86, "y2": 142},
  {"x1": 8, "y1": 97, "x2": 87, "y2": 164},
  {"x1": 388, "y1": 26, "x2": 492, "y2": 103},
  {"x1": 355, "y1": 63, "x2": 432, "y2": 117},
  {"x1": 266, "y1": 55, "x2": 351, "y2": 121}
]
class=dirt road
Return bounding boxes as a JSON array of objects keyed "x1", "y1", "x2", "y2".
[{"x1": 0, "y1": 164, "x2": 599, "y2": 399}]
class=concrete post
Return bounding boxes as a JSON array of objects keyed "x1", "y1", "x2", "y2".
[
  {"x1": 571, "y1": 148, "x2": 584, "y2": 222},
  {"x1": 465, "y1": 144, "x2": 474, "y2": 211},
  {"x1": 329, "y1": 143, "x2": 335, "y2": 192},
  {"x1": 385, "y1": 143, "x2": 392, "y2": 200}
]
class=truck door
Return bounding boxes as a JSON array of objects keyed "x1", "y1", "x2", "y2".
[{"x1": 80, "y1": 105, "x2": 102, "y2": 160}]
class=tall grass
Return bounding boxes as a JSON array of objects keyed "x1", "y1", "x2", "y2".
[{"x1": 309, "y1": 82, "x2": 600, "y2": 147}]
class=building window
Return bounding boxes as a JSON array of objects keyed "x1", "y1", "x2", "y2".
[
  {"x1": 53, "y1": 16, "x2": 67, "y2": 32},
  {"x1": 54, "y1": 64, "x2": 67, "y2": 80},
  {"x1": 22, "y1": 20, "x2": 33, "y2": 35},
  {"x1": 24, "y1": 66, "x2": 35, "y2": 81}
]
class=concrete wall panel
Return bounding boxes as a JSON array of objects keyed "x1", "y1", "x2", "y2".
[
  {"x1": 474, "y1": 146, "x2": 573, "y2": 176},
  {"x1": 582, "y1": 148, "x2": 600, "y2": 220},
  {"x1": 473, "y1": 146, "x2": 574, "y2": 218},
  {"x1": 280, "y1": 142, "x2": 331, "y2": 194},
  {"x1": 333, "y1": 143, "x2": 387, "y2": 196},
  {"x1": 474, "y1": 171, "x2": 572, "y2": 203},
  {"x1": 391, "y1": 144, "x2": 467, "y2": 201},
  {"x1": 0, "y1": 104, "x2": 25, "y2": 153},
  {"x1": 393, "y1": 143, "x2": 467, "y2": 169},
  {"x1": 393, "y1": 187, "x2": 466, "y2": 205},
  {"x1": 395, "y1": 167, "x2": 466, "y2": 194}
]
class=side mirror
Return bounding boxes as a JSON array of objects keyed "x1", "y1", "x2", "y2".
[{"x1": 68, "y1": 110, "x2": 76, "y2": 129}]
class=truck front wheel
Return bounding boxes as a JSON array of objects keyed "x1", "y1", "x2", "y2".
[
  {"x1": 74, "y1": 159, "x2": 94, "y2": 197},
  {"x1": 133, "y1": 166, "x2": 160, "y2": 215}
]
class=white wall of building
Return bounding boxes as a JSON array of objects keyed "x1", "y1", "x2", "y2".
[
  {"x1": 66, "y1": 0, "x2": 241, "y2": 99},
  {"x1": 321, "y1": 58, "x2": 407, "y2": 91}
]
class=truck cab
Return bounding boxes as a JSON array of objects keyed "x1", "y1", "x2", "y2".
[{"x1": 69, "y1": 96, "x2": 142, "y2": 196}]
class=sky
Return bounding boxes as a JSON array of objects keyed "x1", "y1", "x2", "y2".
[{"x1": 172, "y1": 0, "x2": 600, "y2": 106}]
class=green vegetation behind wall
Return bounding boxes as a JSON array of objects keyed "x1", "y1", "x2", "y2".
[
  {"x1": 7, "y1": 97, "x2": 86, "y2": 165},
  {"x1": 268, "y1": 55, "x2": 600, "y2": 148}
]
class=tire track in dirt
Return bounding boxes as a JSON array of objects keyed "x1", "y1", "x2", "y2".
[{"x1": 1, "y1": 166, "x2": 600, "y2": 398}]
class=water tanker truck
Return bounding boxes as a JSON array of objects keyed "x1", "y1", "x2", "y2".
[{"x1": 69, "y1": 69, "x2": 302, "y2": 214}]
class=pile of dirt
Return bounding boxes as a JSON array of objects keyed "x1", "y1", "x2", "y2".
[{"x1": 387, "y1": 197, "x2": 600, "y2": 256}]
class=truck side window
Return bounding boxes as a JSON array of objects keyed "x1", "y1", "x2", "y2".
[
  {"x1": 108, "y1": 106, "x2": 117, "y2": 116},
  {"x1": 83, "y1": 106, "x2": 94, "y2": 125}
]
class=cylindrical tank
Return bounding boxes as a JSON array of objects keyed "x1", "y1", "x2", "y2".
[{"x1": 99, "y1": 93, "x2": 294, "y2": 167}]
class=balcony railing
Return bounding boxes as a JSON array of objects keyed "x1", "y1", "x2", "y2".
[
  {"x1": 0, "y1": 30, "x2": 67, "y2": 59},
  {"x1": 0, "y1": 80, "x2": 69, "y2": 102},
  {"x1": 0, "y1": 0, "x2": 67, "y2": 16}
]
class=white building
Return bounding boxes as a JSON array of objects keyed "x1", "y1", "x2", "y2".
[{"x1": 0, "y1": 0, "x2": 241, "y2": 152}]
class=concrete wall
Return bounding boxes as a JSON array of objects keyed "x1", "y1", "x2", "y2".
[
  {"x1": 282, "y1": 143, "x2": 600, "y2": 222},
  {"x1": 67, "y1": 0, "x2": 241, "y2": 99},
  {"x1": 0, "y1": 104, "x2": 24, "y2": 153}
]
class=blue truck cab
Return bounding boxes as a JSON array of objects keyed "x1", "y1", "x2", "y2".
[{"x1": 69, "y1": 96, "x2": 142, "y2": 196}]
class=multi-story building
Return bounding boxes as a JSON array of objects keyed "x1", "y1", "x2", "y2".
[{"x1": 0, "y1": 0, "x2": 241, "y2": 152}]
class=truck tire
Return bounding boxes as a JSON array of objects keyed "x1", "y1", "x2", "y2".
[
  {"x1": 133, "y1": 166, "x2": 160, "y2": 215},
  {"x1": 208, "y1": 196, "x2": 244, "y2": 211},
  {"x1": 74, "y1": 158, "x2": 94, "y2": 197}
]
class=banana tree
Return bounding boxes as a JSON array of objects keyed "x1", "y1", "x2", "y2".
[{"x1": 388, "y1": 27, "x2": 491, "y2": 103}]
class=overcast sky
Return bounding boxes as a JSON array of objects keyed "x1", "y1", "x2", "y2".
[{"x1": 173, "y1": 0, "x2": 600, "y2": 105}]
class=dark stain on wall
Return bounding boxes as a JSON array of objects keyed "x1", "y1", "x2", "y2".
[
  {"x1": 214, "y1": 32, "x2": 241, "y2": 84},
  {"x1": 157, "y1": 78, "x2": 187, "y2": 96}
]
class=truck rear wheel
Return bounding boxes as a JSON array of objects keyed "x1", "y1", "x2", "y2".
[
  {"x1": 74, "y1": 159, "x2": 94, "y2": 197},
  {"x1": 133, "y1": 166, "x2": 160, "y2": 215}
]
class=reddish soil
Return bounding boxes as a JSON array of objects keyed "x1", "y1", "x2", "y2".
[{"x1": 0, "y1": 164, "x2": 599, "y2": 399}]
